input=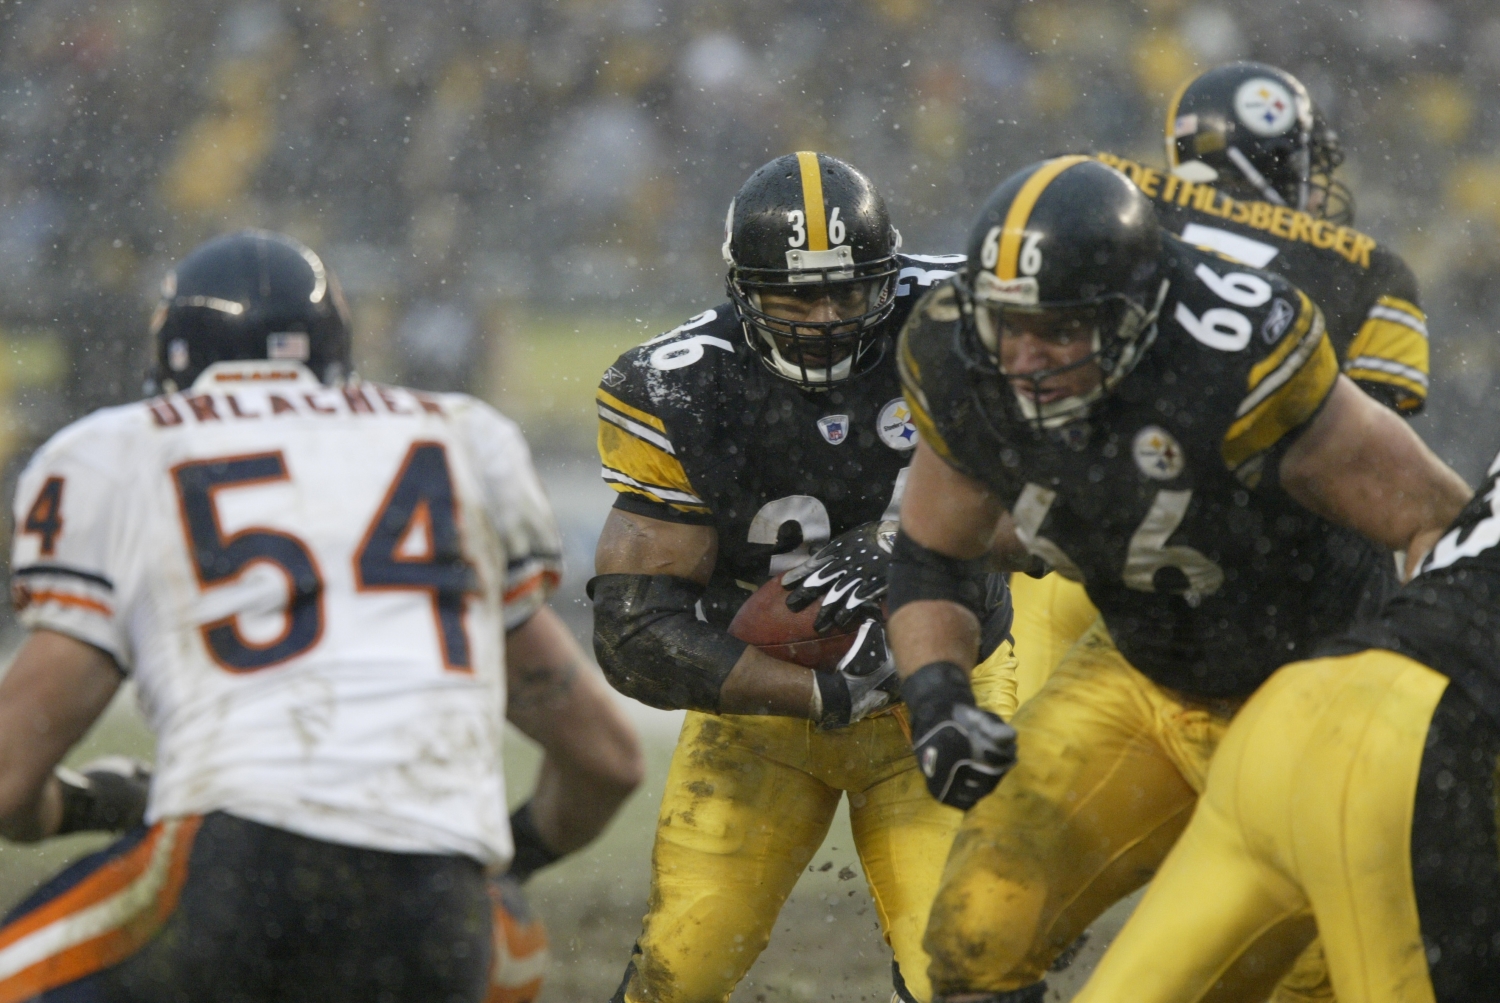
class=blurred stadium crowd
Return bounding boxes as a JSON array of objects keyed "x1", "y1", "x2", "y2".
[{"x1": 0, "y1": 0, "x2": 1498, "y2": 481}]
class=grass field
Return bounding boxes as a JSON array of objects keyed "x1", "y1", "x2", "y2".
[{"x1": 0, "y1": 678, "x2": 1136, "y2": 1003}]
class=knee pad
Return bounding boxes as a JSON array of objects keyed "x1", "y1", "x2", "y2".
[{"x1": 934, "y1": 983, "x2": 1047, "y2": 1003}]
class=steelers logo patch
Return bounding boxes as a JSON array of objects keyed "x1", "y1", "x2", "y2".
[
  {"x1": 1133, "y1": 426, "x2": 1185, "y2": 481},
  {"x1": 1234, "y1": 78, "x2": 1298, "y2": 137},
  {"x1": 877, "y1": 398, "x2": 920, "y2": 450}
]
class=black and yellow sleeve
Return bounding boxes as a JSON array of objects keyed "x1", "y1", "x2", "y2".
[
  {"x1": 897, "y1": 287, "x2": 962, "y2": 466},
  {"x1": 1343, "y1": 254, "x2": 1428, "y2": 413},
  {"x1": 1221, "y1": 291, "x2": 1339, "y2": 484},
  {"x1": 596, "y1": 387, "x2": 712, "y2": 523}
]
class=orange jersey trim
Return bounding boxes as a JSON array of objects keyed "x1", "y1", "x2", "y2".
[
  {"x1": 24, "y1": 590, "x2": 113, "y2": 618},
  {"x1": 0, "y1": 817, "x2": 201, "y2": 1003}
]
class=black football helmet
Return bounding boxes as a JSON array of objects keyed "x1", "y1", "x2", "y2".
[
  {"x1": 1167, "y1": 62, "x2": 1352, "y2": 224},
  {"x1": 957, "y1": 156, "x2": 1167, "y2": 429},
  {"x1": 147, "y1": 230, "x2": 351, "y2": 392},
  {"x1": 723, "y1": 152, "x2": 901, "y2": 387}
]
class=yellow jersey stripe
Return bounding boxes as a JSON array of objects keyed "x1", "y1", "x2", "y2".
[
  {"x1": 996, "y1": 156, "x2": 1089, "y2": 279},
  {"x1": 1345, "y1": 317, "x2": 1429, "y2": 378},
  {"x1": 1164, "y1": 77, "x2": 1192, "y2": 167},
  {"x1": 902, "y1": 388, "x2": 954, "y2": 462},
  {"x1": 597, "y1": 389, "x2": 667, "y2": 434},
  {"x1": 597, "y1": 403, "x2": 675, "y2": 455},
  {"x1": 1246, "y1": 292, "x2": 1316, "y2": 391},
  {"x1": 597, "y1": 419, "x2": 699, "y2": 503},
  {"x1": 1369, "y1": 296, "x2": 1427, "y2": 337},
  {"x1": 796, "y1": 151, "x2": 829, "y2": 251},
  {"x1": 1345, "y1": 358, "x2": 1429, "y2": 397},
  {"x1": 1223, "y1": 334, "x2": 1338, "y2": 472}
]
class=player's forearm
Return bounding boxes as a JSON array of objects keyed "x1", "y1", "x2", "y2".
[
  {"x1": 887, "y1": 600, "x2": 981, "y2": 681},
  {"x1": 717, "y1": 647, "x2": 819, "y2": 718}
]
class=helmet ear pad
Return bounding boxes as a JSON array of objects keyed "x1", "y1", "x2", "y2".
[{"x1": 149, "y1": 230, "x2": 352, "y2": 392}]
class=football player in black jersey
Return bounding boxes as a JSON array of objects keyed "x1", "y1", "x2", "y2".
[
  {"x1": 883, "y1": 156, "x2": 1471, "y2": 1003},
  {"x1": 1074, "y1": 455, "x2": 1500, "y2": 1002},
  {"x1": 1011, "y1": 62, "x2": 1434, "y2": 729},
  {"x1": 588, "y1": 153, "x2": 1016, "y2": 1003}
]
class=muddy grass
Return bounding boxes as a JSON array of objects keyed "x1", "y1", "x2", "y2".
[{"x1": 0, "y1": 689, "x2": 1136, "y2": 1002}]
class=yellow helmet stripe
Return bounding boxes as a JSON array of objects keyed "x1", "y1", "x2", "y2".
[
  {"x1": 795, "y1": 151, "x2": 829, "y2": 251},
  {"x1": 995, "y1": 155, "x2": 1090, "y2": 280},
  {"x1": 1164, "y1": 77, "x2": 1193, "y2": 168}
]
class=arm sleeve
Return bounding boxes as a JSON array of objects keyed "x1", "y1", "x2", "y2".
[
  {"x1": 1220, "y1": 289, "x2": 1340, "y2": 487},
  {"x1": 596, "y1": 378, "x2": 714, "y2": 526},
  {"x1": 1342, "y1": 252, "x2": 1428, "y2": 415},
  {"x1": 458, "y1": 401, "x2": 565, "y2": 630},
  {"x1": 896, "y1": 285, "x2": 985, "y2": 481},
  {"x1": 11, "y1": 431, "x2": 129, "y2": 669}
]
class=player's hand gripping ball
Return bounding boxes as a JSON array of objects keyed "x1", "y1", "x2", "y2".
[
  {"x1": 782, "y1": 520, "x2": 896, "y2": 632},
  {"x1": 729, "y1": 571, "x2": 866, "y2": 669}
]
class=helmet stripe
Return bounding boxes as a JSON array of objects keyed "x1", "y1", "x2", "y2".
[
  {"x1": 1164, "y1": 77, "x2": 1193, "y2": 168},
  {"x1": 795, "y1": 151, "x2": 829, "y2": 251},
  {"x1": 995, "y1": 155, "x2": 1090, "y2": 279}
]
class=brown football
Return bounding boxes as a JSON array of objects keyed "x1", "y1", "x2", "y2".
[{"x1": 727, "y1": 571, "x2": 860, "y2": 670}]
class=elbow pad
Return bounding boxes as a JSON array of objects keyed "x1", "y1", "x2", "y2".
[
  {"x1": 887, "y1": 529, "x2": 988, "y2": 620},
  {"x1": 587, "y1": 574, "x2": 746, "y2": 713}
]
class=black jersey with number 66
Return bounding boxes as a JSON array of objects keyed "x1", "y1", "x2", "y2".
[
  {"x1": 899, "y1": 236, "x2": 1395, "y2": 699},
  {"x1": 596, "y1": 254, "x2": 963, "y2": 625}
]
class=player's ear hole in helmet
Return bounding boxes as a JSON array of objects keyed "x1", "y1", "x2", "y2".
[
  {"x1": 1166, "y1": 61, "x2": 1353, "y2": 225},
  {"x1": 723, "y1": 152, "x2": 902, "y2": 388},
  {"x1": 955, "y1": 156, "x2": 1168, "y2": 432},
  {"x1": 146, "y1": 229, "x2": 353, "y2": 394}
]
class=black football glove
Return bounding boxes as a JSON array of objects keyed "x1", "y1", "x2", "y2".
[
  {"x1": 814, "y1": 619, "x2": 899, "y2": 730},
  {"x1": 901, "y1": 662, "x2": 1016, "y2": 809},
  {"x1": 783, "y1": 520, "x2": 897, "y2": 633},
  {"x1": 55, "y1": 756, "x2": 151, "y2": 835}
]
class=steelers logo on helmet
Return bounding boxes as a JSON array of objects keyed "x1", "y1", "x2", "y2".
[
  {"x1": 959, "y1": 157, "x2": 1167, "y2": 432},
  {"x1": 1167, "y1": 62, "x2": 1351, "y2": 224},
  {"x1": 1234, "y1": 77, "x2": 1298, "y2": 137},
  {"x1": 723, "y1": 152, "x2": 901, "y2": 388}
]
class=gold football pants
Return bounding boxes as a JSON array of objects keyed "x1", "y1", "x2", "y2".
[
  {"x1": 619, "y1": 646, "x2": 1018, "y2": 1003},
  {"x1": 1074, "y1": 649, "x2": 1472, "y2": 1003},
  {"x1": 1007, "y1": 572, "x2": 1098, "y2": 705},
  {"x1": 925, "y1": 619, "x2": 1235, "y2": 994}
]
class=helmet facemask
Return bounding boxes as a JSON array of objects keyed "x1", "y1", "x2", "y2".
[
  {"x1": 728, "y1": 250, "x2": 899, "y2": 387},
  {"x1": 970, "y1": 275, "x2": 1167, "y2": 430}
]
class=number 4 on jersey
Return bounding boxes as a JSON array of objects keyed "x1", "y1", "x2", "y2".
[
  {"x1": 22, "y1": 477, "x2": 66, "y2": 556},
  {"x1": 356, "y1": 442, "x2": 479, "y2": 671}
]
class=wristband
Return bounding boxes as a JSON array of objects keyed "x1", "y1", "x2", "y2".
[
  {"x1": 898, "y1": 661, "x2": 975, "y2": 727},
  {"x1": 508, "y1": 801, "x2": 562, "y2": 883},
  {"x1": 813, "y1": 670, "x2": 852, "y2": 729}
]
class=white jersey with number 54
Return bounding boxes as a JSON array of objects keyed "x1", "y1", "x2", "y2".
[{"x1": 10, "y1": 362, "x2": 562, "y2": 867}]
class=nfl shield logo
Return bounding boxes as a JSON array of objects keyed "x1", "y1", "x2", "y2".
[{"x1": 817, "y1": 414, "x2": 850, "y2": 445}]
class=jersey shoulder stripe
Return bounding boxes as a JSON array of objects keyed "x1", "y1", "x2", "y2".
[
  {"x1": 1223, "y1": 295, "x2": 1337, "y2": 477},
  {"x1": 594, "y1": 388, "x2": 708, "y2": 517},
  {"x1": 897, "y1": 286, "x2": 961, "y2": 465},
  {"x1": 1345, "y1": 292, "x2": 1429, "y2": 412}
]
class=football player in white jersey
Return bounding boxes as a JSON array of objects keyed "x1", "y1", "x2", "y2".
[{"x1": 0, "y1": 231, "x2": 642, "y2": 1003}]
